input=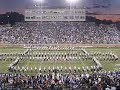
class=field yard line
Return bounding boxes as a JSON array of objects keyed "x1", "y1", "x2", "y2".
[
  {"x1": 79, "y1": 58, "x2": 86, "y2": 67},
  {"x1": 25, "y1": 59, "x2": 31, "y2": 68}
]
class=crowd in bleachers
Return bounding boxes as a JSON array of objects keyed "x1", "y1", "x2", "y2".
[
  {"x1": 0, "y1": 22, "x2": 120, "y2": 44},
  {"x1": 0, "y1": 72, "x2": 120, "y2": 90}
]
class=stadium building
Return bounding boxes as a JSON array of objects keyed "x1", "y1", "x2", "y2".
[{"x1": 25, "y1": 8, "x2": 86, "y2": 21}]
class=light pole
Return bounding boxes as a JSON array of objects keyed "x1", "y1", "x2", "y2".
[
  {"x1": 34, "y1": 0, "x2": 44, "y2": 3},
  {"x1": 65, "y1": 0, "x2": 79, "y2": 40},
  {"x1": 34, "y1": 0, "x2": 44, "y2": 21},
  {"x1": 65, "y1": 0, "x2": 79, "y2": 44},
  {"x1": 34, "y1": 0, "x2": 44, "y2": 43},
  {"x1": 66, "y1": 0, "x2": 79, "y2": 5}
]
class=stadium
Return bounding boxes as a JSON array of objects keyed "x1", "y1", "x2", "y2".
[{"x1": 0, "y1": 0, "x2": 120, "y2": 90}]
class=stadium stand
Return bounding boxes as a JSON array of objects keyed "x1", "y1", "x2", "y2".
[
  {"x1": 0, "y1": 72, "x2": 120, "y2": 90},
  {"x1": 0, "y1": 22, "x2": 120, "y2": 44}
]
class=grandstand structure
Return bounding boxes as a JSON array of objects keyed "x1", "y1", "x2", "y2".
[{"x1": 25, "y1": 9, "x2": 86, "y2": 21}]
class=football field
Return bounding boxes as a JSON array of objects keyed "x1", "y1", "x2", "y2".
[{"x1": 0, "y1": 46, "x2": 120, "y2": 75}]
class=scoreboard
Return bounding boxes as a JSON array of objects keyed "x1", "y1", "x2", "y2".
[{"x1": 25, "y1": 9, "x2": 86, "y2": 21}]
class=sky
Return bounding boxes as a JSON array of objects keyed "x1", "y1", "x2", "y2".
[{"x1": 0, "y1": 0, "x2": 120, "y2": 21}]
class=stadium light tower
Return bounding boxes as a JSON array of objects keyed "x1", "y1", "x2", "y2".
[
  {"x1": 34, "y1": 0, "x2": 44, "y2": 3},
  {"x1": 66, "y1": 0, "x2": 79, "y2": 5}
]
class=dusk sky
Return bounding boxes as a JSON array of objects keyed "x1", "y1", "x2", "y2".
[{"x1": 0, "y1": 0, "x2": 120, "y2": 21}]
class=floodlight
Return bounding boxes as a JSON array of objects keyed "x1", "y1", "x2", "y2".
[
  {"x1": 66, "y1": 0, "x2": 79, "y2": 4},
  {"x1": 34, "y1": 0, "x2": 44, "y2": 3}
]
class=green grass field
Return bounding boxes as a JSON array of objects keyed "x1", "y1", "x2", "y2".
[
  {"x1": 0, "y1": 47, "x2": 26, "y2": 53},
  {"x1": 0, "y1": 47, "x2": 120, "y2": 75},
  {"x1": 86, "y1": 48, "x2": 120, "y2": 71}
]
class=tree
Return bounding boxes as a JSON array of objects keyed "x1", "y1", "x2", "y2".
[{"x1": 0, "y1": 12, "x2": 24, "y2": 25}]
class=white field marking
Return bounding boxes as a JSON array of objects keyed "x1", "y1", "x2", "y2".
[
  {"x1": 24, "y1": 59, "x2": 31, "y2": 68},
  {"x1": 115, "y1": 64, "x2": 120, "y2": 66},
  {"x1": 79, "y1": 58, "x2": 86, "y2": 67}
]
